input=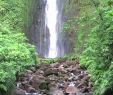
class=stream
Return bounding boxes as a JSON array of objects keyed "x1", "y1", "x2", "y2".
[
  {"x1": 15, "y1": 61, "x2": 93, "y2": 95},
  {"x1": 15, "y1": 0, "x2": 93, "y2": 95}
]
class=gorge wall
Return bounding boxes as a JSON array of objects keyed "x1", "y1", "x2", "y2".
[{"x1": 26, "y1": 0, "x2": 77, "y2": 58}]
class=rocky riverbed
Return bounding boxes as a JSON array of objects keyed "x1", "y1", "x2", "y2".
[{"x1": 15, "y1": 61, "x2": 93, "y2": 95}]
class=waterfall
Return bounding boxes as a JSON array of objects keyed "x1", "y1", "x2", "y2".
[
  {"x1": 27, "y1": 0, "x2": 72, "y2": 58},
  {"x1": 45, "y1": 0, "x2": 58, "y2": 58}
]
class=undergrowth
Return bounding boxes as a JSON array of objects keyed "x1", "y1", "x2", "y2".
[{"x1": 0, "y1": 0, "x2": 36, "y2": 93}]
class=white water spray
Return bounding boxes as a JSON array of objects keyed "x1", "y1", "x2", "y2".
[{"x1": 45, "y1": 0, "x2": 58, "y2": 58}]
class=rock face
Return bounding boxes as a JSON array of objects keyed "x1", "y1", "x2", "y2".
[
  {"x1": 16, "y1": 61, "x2": 93, "y2": 95},
  {"x1": 26, "y1": 0, "x2": 75, "y2": 57},
  {"x1": 26, "y1": 0, "x2": 49, "y2": 57}
]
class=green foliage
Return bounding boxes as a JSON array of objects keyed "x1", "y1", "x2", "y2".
[
  {"x1": 39, "y1": 58, "x2": 57, "y2": 64},
  {"x1": 38, "y1": 57, "x2": 66, "y2": 64},
  {"x1": 37, "y1": 54, "x2": 79, "y2": 65},
  {"x1": 78, "y1": 0, "x2": 113, "y2": 95},
  {"x1": 0, "y1": 0, "x2": 35, "y2": 93},
  {"x1": 64, "y1": 0, "x2": 113, "y2": 94}
]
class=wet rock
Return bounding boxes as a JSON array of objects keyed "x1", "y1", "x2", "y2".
[
  {"x1": 21, "y1": 82, "x2": 30, "y2": 90},
  {"x1": 16, "y1": 61, "x2": 93, "y2": 95},
  {"x1": 44, "y1": 69, "x2": 59, "y2": 76},
  {"x1": 80, "y1": 87, "x2": 89, "y2": 93},
  {"x1": 65, "y1": 83, "x2": 79, "y2": 94},
  {"x1": 77, "y1": 80, "x2": 87, "y2": 88},
  {"x1": 16, "y1": 88, "x2": 26, "y2": 95},
  {"x1": 25, "y1": 93, "x2": 39, "y2": 95},
  {"x1": 27, "y1": 87, "x2": 37, "y2": 93},
  {"x1": 30, "y1": 67, "x2": 36, "y2": 72},
  {"x1": 76, "y1": 92, "x2": 85, "y2": 95},
  {"x1": 26, "y1": 70, "x2": 33, "y2": 75},
  {"x1": 18, "y1": 77, "x2": 27, "y2": 82},
  {"x1": 49, "y1": 88, "x2": 64, "y2": 95},
  {"x1": 58, "y1": 82, "x2": 65, "y2": 89},
  {"x1": 29, "y1": 76, "x2": 41, "y2": 89},
  {"x1": 85, "y1": 92, "x2": 93, "y2": 95},
  {"x1": 78, "y1": 74, "x2": 84, "y2": 79},
  {"x1": 35, "y1": 70, "x2": 44, "y2": 75},
  {"x1": 49, "y1": 81, "x2": 64, "y2": 94},
  {"x1": 50, "y1": 62, "x2": 59, "y2": 67},
  {"x1": 39, "y1": 81, "x2": 49, "y2": 90}
]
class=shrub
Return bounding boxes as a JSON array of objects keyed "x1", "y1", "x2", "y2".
[{"x1": 0, "y1": 0, "x2": 36, "y2": 92}]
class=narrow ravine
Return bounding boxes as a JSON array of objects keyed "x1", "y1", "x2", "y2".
[
  {"x1": 15, "y1": 61, "x2": 93, "y2": 95},
  {"x1": 15, "y1": 1, "x2": 93, "y2": 95},
  {"x1": 15, "y1": 1, "x2": 92, "y2": 95}
]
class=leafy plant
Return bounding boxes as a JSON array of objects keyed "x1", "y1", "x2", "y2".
[
  {"x1": 0, "y1": 0, "x2": 36, "y2": 93},
  {"x1": 64, "y1": 0, "x2": 113, "y2": 94}
]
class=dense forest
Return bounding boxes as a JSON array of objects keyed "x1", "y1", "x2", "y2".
[
  {"x1": 0, "y1": 0, "x2": 36, "y2": 94},
  {"x1": 0, "y1": 0, "x2": 113, "y2": 95},
  {"x1": 64, "y1": 0, "x2": 113, "y2": 95}
]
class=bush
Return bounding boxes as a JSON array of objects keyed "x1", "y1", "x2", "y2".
[
  {"x1": 79, "y1": 1, "x2": 113, "y2": 95},
  {"x1": 63, "y1": 0, "x2": 113, "y2": 94},
  {"x1": 0, "y1": 0, "x2": 36, "y2": 92}
]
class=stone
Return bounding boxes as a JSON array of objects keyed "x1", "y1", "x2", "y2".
[
  {"x1": 26, "y1": 70, "x2": 33, "y2": 75},
  {"x1": 85, "y1": 92, "x2": 93, "y2": 95},
  {"x1": 76, "y1": 92, "x2": 85, "y2": 95},
  {"x1": 80, "y1": 87, "x2": 89, "y2": 93},
  {"x1": 27, "y1": 87, "x2": 37, "y2": 93},
  {"x1": 35, "y1": 70, "x2": 44, "y2": 75},
  {"x1": 25, "y1": 93, "x2": 39, "y2": 95},
  {"x1": 49, "y1": 87, "x2": 64, "y2": 95},
  {"x1": 16, "y1": 88, "x2": 26, "y2": 95},
  {"x1": 29, "y1": 75, "x2": 43, "y2": 89},
  {"x1": 16, "y1": 61, "x2": 93, "y2": 95},
  {"x1": 30, "y1": 67, "x2": 36, "y2": 72},
  {"x1": 44, "y1": 69, "x2": 59, "y2": 76},
  {"x1": 51, "y1": 90, "x2": 64, "y2": 95},
  {"x1": 39, "y1": 81, "x2": 49, "y2": 90},
  {"x1": 65, "y1": 83, "x2": 79, "y2": 94},
  {"x1": 50, "y1": 62, "x2": 59, "y2": 68}
]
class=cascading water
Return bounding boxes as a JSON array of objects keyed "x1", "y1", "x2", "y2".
[
  {"x1": 45, "y1": 0, "x2": 58, "y2": 58},
  {"x1": 27, "y1": 0, "x2": 73, "y2": 58}
]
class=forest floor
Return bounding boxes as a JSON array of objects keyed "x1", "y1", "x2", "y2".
[{"x1": 16, "y1": 60, "x2": 93, "y2": 95}]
